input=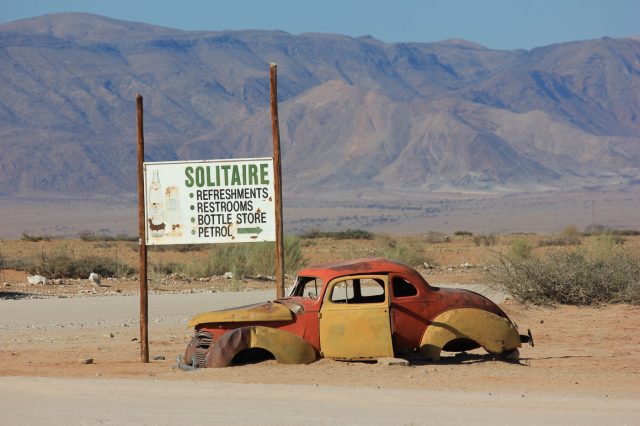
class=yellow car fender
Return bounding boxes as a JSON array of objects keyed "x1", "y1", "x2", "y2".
[
  {"x1": 205, "y1": 326, "x2": 317, "y2": 367},
  {"x1": 419, "y1": 308, "x2": 521, "y2": 361}
]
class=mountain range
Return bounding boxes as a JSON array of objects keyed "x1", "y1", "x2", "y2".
[{"x1": 1, "y1": 13, "x2": 639, "y2": 198}]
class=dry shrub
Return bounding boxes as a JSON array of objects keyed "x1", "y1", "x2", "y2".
[
  {"x1": 473, "y1": 234, "x2": 497, "y2": 246},
  {"x1": 424, "y1": 231, "x2": 449, "y2": 244},
  {"x1": 29, "y1": 254, "x2": 135, "y2": 279},
  {"x1": 488, "y1": 238, "x2": 640, "y2": 305},
  {"x1": 20, "y1": 232, "x2": 52, "y2": 242},
  {"x1": 538, "y1": 225, "x2": 582, "y2": 247},
  {"x1": 453, "y1": 230, "x2": 473, "y2": 236}
]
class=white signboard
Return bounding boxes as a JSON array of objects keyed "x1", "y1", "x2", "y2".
[{"x1": 143, "y1": 158, "x2": 276, "y2": 245}]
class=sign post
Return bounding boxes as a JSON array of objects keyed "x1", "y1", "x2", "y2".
[
  {"x1": 136, "y1": 94, "x2": 149, "y2": 363},
  {"x1": 137, "y1": 67, "x2": 285, "y2": 363},
  {"x1": 270, "y1": 63, "x2": 285, "y2": 299}
]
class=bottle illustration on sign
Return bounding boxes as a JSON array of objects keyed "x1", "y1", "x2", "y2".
[
  {"x1": 147, "y1": 170, "x2": 166, "y2": 237},
  {"x1": 164, "y1": 186, "x2": 183, "y2": 237}
]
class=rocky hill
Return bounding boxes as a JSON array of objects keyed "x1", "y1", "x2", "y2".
[{"x1": 1, "y1": 13, "x2": 639, "y2": 197}]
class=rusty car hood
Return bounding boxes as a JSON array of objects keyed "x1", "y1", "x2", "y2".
[{"x1": 188, "y1": 300, "x2": 294, "y2": 327}]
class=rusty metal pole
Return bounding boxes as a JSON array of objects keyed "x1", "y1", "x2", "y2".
[
  {"x1": 136, "y1": 94, "x2": 149, "y2": 363},
  {"x1": 269, "y1": 63, "x2": 285, "y2": 299}
]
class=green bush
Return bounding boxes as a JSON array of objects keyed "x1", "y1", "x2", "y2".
[
  {"x1": 376, "y1": 235, "x2": 427, "y2": 267},
  {"x1": 192, "y1": 235, "x2": 307, "y2": 278},
  {"x1": 509, "y1": 238, "x2": 533, "y2": 259},
  {"x1": 488, "y1": 244, "x2": 640, "y2": 305}
]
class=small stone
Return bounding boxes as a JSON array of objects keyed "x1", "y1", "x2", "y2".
[
  {"x1": 538, "y1": 319, "x2": 544, "y2": 324},
  {"x1": 80, "y1": 358, "x2": 93, "y2": 365},
  {"x1": 131, "y1": 338, "x2": 138, "y2": 342},
  {"x1": 27, "y1": 275, "x2": 48, "y2": 285},
  {"x1": 153, "y1": 355, "x2": 166, "y2": 361},
  {"x1": 377, "y1": 357, "x2": 409, "y2": 366},
  {"x1": 88, "y1": 273, "x2": 101, "y2": 285},
  {"x1": 102, "y1": 333, "x2": 114, "y2": 338}
]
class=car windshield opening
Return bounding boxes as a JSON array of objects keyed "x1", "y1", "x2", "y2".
[{"x1": 289, "y1": 276, "x2": 323, "y2": 299}]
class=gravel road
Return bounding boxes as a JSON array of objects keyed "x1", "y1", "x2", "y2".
[
  {"x1": 1, "y1": 376, "x2": 635, "y2": 425},
  {"x1": 0, "y1": 290, "x2": 274, "y2": 331}
]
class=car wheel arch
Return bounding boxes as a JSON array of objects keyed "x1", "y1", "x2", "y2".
[
  {"x1": 419, "y1": 307, "x2": 521, "y2": 361},
  {"x1": 204, "y1": 326, "x2": 317, "y2": 367}
]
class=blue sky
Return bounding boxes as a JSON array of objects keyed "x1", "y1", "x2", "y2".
[{"x1": 1, "y1": 0, "x2": 638, "y2": 50}]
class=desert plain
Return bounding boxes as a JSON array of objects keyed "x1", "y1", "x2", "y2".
[{"x1": 1, "y1": 232, "x2": 639, "y2": 424}]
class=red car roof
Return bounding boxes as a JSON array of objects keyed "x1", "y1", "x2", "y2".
[{"x1": 298, "y1": 257, "x2": 427, "y2": 282}]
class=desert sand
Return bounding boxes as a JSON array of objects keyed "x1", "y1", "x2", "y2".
[{"x1": 1, "y1": 287, "x2": 638, "y2": 424}]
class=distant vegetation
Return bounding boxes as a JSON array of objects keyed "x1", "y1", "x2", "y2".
[
  {"x1": 424, "y1": 231, "x2": 450, "y2": 244},
  {"x1": 20, "y1": 232, "x2": 53, "y2": 242},
  {"x1": 78, "y1": 231, "x2": 138, "y2": 242},
  {"x1": 453, "y1": 230, "x2": 473, "y2": 236},
  {"x1": 583, "y1": 225, "x2": 640, "y2": 236},
  {"x1": 301, "y1": 229, "x2": 374, "y2": 240}
]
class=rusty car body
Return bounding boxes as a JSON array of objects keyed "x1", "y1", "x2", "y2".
[{"x1": 182, "y1": 258, "x2": 532, "y2": 368}]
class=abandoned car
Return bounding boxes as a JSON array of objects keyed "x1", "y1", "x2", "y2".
[{"x1": 181, "y1": 258, "x2": 532, "y2": 368}]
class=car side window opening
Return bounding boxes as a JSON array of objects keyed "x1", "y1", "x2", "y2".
[
  {"x1": 329, "y1": 277, "x2": 385, "y2": 304},
  {"x1": 290, "y1": 276, "x2": 323, "y2": 299},
  {"x1": 392, "y1": 276, "x2": 418, "y2": 297}
]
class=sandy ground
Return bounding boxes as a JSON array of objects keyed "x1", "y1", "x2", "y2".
[{"x1": 1, "y1": 287, "x2": 639, "y2": 424}]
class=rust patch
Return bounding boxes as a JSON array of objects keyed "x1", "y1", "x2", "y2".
[{"x1": 188, "y1": 301, "x2": 293, "y2": 327}]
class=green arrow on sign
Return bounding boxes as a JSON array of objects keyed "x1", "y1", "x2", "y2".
[{"x1": 238, "y1": 226, "x2": 263, "y2": 235}]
